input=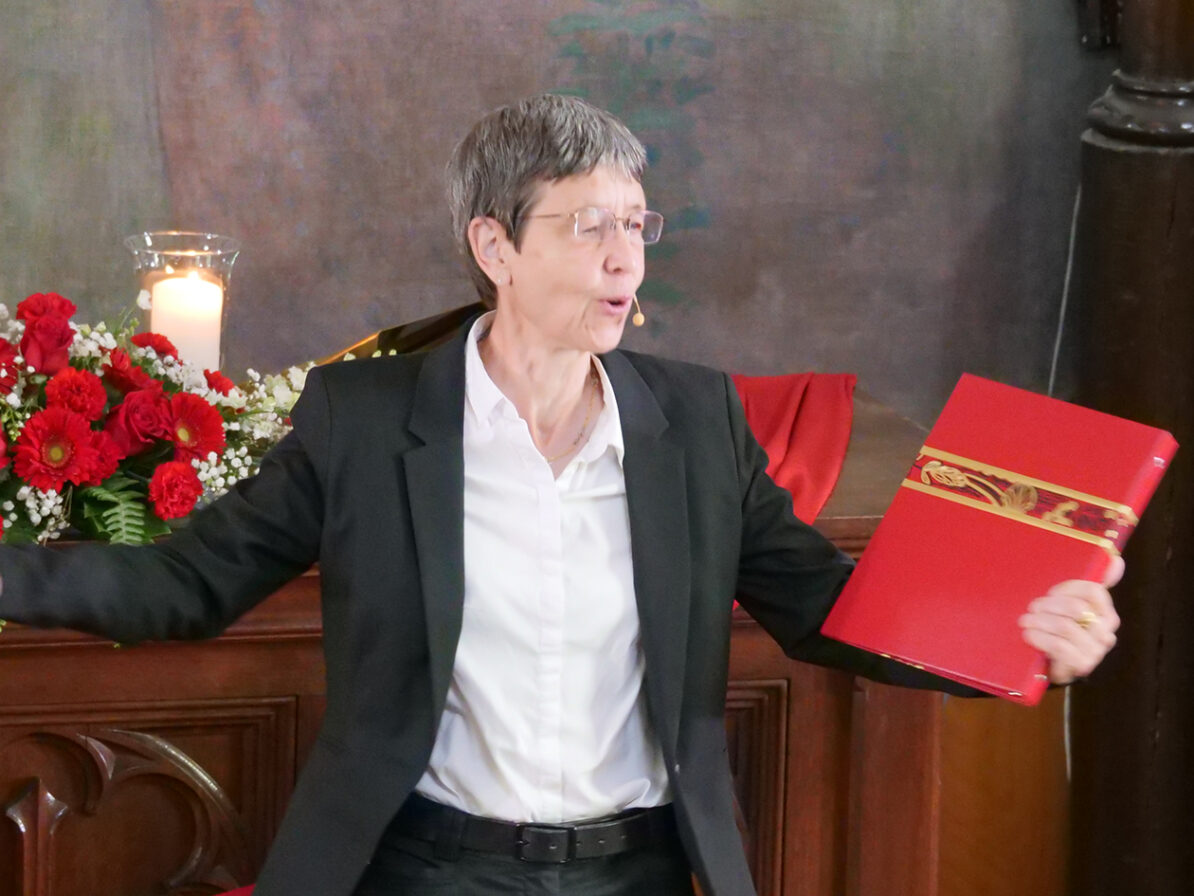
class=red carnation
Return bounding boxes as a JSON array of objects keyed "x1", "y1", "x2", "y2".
[
  {"x1": 82, "y1": 429, "x2": 122, "y2": 486},
  {"x1": 16, "y1": 292, "x2": 77, "y2": 322},
  {"x1": 102, "y1": 348, "x2": 156, "y2": 394},
  {"x1": 148, "y1": 460, "x2": 204, "y2": 520},
  {"x1": 0, "y1": 429, "x2": 10, "y2": 470},
  {"x1": 131, "y1": 332, "x2": 180, "y2": 360},
  {"x1": 204, "y1": 369, "x2": 235, "y2": 395},
  {"x1": 20, "y1": 314, "x2": 74, "y2": 375},
  {"x1": 168, "y1": 392, "x2": 226, "y2": 463},
  {"x1": 13, "y1": 405, "x2": 100, "y2": 492},
  {"x1": 104, "y1": 387, "x2": 171, "y2": 458},
  {"x1": 45, "y1": 366, "x2": 108, "y2": 421},
  {"x1": 0, "y1": 340, "x2": 19, "y2": 393}
]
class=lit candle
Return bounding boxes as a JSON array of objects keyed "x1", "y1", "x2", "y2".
[{"x1": 150, "y1": 271, "x2": 224, "y2": 371}]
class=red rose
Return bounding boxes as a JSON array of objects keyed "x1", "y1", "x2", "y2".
[
  {"x1": 0, "y1": 429, "x2": 10, "y2": 470},
  {"x1": 168, "y1": 392, "x2": 226, "y2": 463},
  {"x1": 0, "y1": 340, "x2": 19, "y2": 393},
  {"x1": 16, "y1": 292, "x2": 77, "y2": 322},
  {"x1": 104, "y1": 387, "x2": 171, "y2": 458},
  {"x1": 19, "y1": 314, "x2": 74, "y2": 375},
  {"x1": 148, "y1": 460, "x2": 204, "y2": 520},
  {"x1": 204, "y1": 369, "x2": 236, "y2": 395},
  {"x1": 13, "y1": 405, "x2": 99, "y2": 492},
  {"x1": 131, "y1": 332, "x2": 179, "y2": 360},
  {"x1": 102, "y1": 348, "x2": 156, "y2": 394},
  {"x1": 45, "y1": 366, "x2": 108, "y2": 421}
]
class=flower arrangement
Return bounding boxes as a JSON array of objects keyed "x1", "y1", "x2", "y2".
[{"x1": 0, "y1": 292, "x2": 310, "y2": 544}]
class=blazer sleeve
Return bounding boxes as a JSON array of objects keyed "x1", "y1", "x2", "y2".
[
  {"x1": 0, "y1": 368, "x2": 331, "y2": 644},
  {"x1": 725, "y1": 374, "x2": 983, "y2": 696}
]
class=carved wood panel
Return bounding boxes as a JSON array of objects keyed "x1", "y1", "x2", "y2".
[
  {"x1": 725, "y1": 679, "x2": 788, "y2": 896},
  {"x1": 0, "y1": 699, "x2": 295, "y2": 896}
]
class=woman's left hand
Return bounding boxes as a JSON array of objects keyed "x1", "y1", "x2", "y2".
[{"x1": 1019, "y1": 555, "x2": 1124, "y2": 685}]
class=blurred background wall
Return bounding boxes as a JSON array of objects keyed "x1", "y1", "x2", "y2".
[{"x1": 0, "y1": 0, "x2": 1114, "y2": 426}]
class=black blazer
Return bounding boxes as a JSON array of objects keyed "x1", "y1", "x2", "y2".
[{"x1": 0, "y1": 327, "x2": 967, "y2": 895}]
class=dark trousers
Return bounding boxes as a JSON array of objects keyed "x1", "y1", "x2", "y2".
[{"x1": 353, "y1": 798, "x2": 696, "y2": 896}]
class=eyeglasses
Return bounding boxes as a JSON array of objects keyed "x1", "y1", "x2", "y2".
[{"x1": 526, "y1": 207, "x2": 665, "y2": 245}]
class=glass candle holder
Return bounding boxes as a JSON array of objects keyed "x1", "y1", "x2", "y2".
[{"x1": 124, "y1": 231, "x2": 241, "y2": 372}]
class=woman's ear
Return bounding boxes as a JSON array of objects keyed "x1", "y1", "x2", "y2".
[{"x1": 467, "y1": 217, "x2": 510, "y2": 288}]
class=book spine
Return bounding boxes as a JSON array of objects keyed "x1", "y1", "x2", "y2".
[{"x1": 1121, "y1": 431, "x2": 1179, "y2": 536}]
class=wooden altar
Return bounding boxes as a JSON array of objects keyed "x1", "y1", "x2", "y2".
[{"x1": 0, "y1": 393, "x2": 1070, "y2": 896}]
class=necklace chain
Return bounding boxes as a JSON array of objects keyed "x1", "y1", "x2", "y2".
[{"x1": 544, "y1": 366, "x2": 600, "y2": 464}]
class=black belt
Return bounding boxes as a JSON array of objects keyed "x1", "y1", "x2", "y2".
[{"x1": 388, "y1": 793, "x2": 679, "y2": 864}]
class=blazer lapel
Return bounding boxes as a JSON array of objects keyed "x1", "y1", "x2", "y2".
[
  {"x1": 403, "y1": 330, "x2": 469, "y2": 722},
  {"x1": 603, "y1": 351, "x2": 691, "y2": 759}
]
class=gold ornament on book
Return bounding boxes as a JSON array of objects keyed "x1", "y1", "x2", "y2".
[{"x1": 920, "y1": 460, "x2": 1040, "y2": 513}]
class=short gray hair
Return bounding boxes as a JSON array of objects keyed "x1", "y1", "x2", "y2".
[{"x1": 446, "y1": 93, "x2": 648, "y2": 307}]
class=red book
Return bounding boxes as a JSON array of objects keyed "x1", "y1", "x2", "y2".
[{"x1": 820, "y1": 374, "x2": 1178, "y2": 705}]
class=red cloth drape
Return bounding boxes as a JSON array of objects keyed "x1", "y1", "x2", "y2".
[{"x1": 731, "y1": 372, "x2": 856, "y2": 523}]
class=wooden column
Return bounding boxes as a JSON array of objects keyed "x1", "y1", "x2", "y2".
[{"x1": 1070, "y1": 1, "x2": 1194, "y2": 893}]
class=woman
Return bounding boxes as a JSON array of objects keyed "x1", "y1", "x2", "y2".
[{"x1": 0, "y1": 94, "x2": 1119, "y2": 896}]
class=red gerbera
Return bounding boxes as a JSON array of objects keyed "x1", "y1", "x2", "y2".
[
  {"x1": 148, "y1": 460, "x2": 204, "y2": 520},
  {"x1": 102, "y1": 348, "x2": 157, "y2": 394},
  {"x1": 168, "y1": 392, "x2": 226, "y2": 463},
  {"x1": 45, "y1": 366, "x2": 108, "y2": 421},
  {"x1": 204, "y1": 369, "x2": 236, "y2": 395},
  {"x1": 0, "y1": 340, "x2": 19, "y2": 393},
  {"x1": 13, "y1": 405, "x2": 100, "y2": 492},
  {"x1": 16, "y1": 292, "x2": 77, "y2": 322},
  {"x1": 131, "y1": 332, "x2": 180, "y2": 360}
]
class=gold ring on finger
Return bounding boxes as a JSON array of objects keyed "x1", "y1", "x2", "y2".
[{"x1": 1075, "y1": 608, "x2": 1099, "y2": 631}]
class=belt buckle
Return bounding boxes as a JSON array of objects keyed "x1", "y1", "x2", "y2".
[{"x1": 515, "y1": 823, "x2": 574, "y2": 863}]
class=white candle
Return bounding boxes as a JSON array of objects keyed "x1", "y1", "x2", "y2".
[{"x1": 150, "y1": 271, "x2": 224, "y2": 371}]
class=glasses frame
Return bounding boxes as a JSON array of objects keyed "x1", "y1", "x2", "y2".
[{"x1": 525, "y1": 207, "x2": 665, "y2": 245}]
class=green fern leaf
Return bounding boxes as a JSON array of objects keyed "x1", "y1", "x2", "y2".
[
  {"x1": 78, "y1": 476, "x2": 169, "y2": 544},
  {"x1": 99, "y1": 498, "x2": 148, "y2": 544}
]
